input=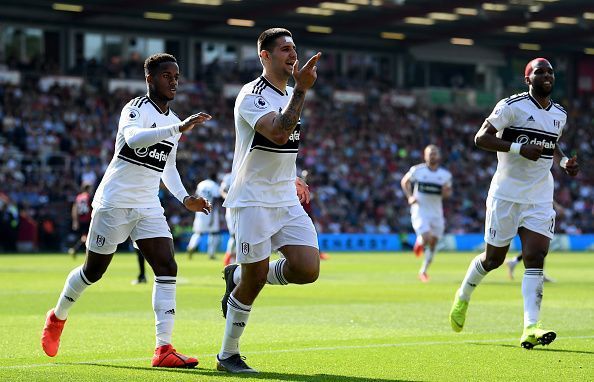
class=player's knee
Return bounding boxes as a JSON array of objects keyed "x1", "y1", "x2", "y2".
[
  {"x1": 522, "y1": 250, "x2": 547, "y2": 267},
  {"x1": 483, "y1": 256, "x2": 505, "y2": 271},
  {"x1": 524, "y1": 249, "x2": 547, "y2": 259},
  {"x1": 152, "y1": 260, "x2": 177, "y2": 276},
  {"x1": 82, "y1": 267, "x2": 105, "y2": 283},
  {"x1": 429, "y1": 236, "x2": 438, "y2": 247},
  {"x1": 301, "y1": 267, "x2": 319, "y2": 284},
  {"x1": 291, "y1": 262, "x2": 319, "y2": 284},
  {"x1": 243, "y1": 274, "x2": 267, "y2": 294}
]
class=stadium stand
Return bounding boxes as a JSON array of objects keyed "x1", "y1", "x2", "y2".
[
  {"x1": 0, "y1": 64, "x2": 591, "y2": 251},
  {"x1": 1, "y1": 0, "x2": 593, "y2": 251}
]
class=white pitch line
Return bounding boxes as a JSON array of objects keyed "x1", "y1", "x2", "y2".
[{"x1": 2, "y1": 335, "x2": 593, "y2": 370}]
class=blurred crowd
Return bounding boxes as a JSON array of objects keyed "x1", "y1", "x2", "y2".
[{"x1": 0, "y1": 64, "x2": 592, "y2": 251}]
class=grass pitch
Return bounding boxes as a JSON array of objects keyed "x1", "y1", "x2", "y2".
[{"x1": 0, "y1": 251, "x2": 592, "y2": 381}]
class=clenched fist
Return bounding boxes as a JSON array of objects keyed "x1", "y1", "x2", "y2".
[{"x1": 184, "y1": 195, "x2": 212, "y2": 214}]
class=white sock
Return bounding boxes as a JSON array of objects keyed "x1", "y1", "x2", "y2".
[
  {"x1": 219, "y1": 294, "x2": 251, "y2": 359},
  {"x1": 232, "y1": 265, "x2": 241, "y2": 285},
  {"x1": 458, "y1": 255, "x2": 488, "y2": 301},
  {"x1": 509, "y1": 256, "x2": 521, "y2": 265},
  {"x1": 522, "y1": 269, "x2": 544, "y2": 327},
  {"x1": 267, "y1": 258, "x2": 288, "y2": 285},
  {"x1": 420, "y1": 247, "x2": 434, "y2": 274},
  {"x1": 54, "y1": 266, "x2": 92, "y2": 320},
  {"x1": 207, "y1": 234, "x2": 220, "y2": 258},
  {"x1": 153, "y1": 276, "x2": 176, "y2": 347},
  {"x1": 187, "y1": 233, "x2": 200, "y2": 252},
  {"x1": 226, "y1": 235, "x2": 236, "y2": 254}
]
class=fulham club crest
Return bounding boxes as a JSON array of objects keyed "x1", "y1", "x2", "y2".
[
  {"x1": 96, "y1": 235, "x2": 106, "y2": 247},
  {"x1": 241, "y1": 242, "x2": 250, "y2": 255}
]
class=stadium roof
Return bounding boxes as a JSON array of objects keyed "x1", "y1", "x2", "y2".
[{"x1": 3, "y1": 0, "x2": 594, "y2": 54}]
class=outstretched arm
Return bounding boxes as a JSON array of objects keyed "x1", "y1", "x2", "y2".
[{"x1": 123, "y1": 112, "x2": 211, "y2": 149}]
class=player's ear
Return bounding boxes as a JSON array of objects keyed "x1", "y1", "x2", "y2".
[
  {"x1": 260, "y1": 50, "x2": 269, "y2": 62},
  {"x1": 524, "y1": 76, "x2": 531, "y2": 86}
]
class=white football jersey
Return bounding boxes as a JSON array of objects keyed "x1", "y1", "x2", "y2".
[
  {"x1": 406, "y1": 164, "x2": 452, "y2": 218},
  {"x1": 224, "y1": 76, "x2": 300, "y2": 208},
  {"x1": 193, "y1": 178, "x2": 221, "y2": 233},
  {"x1": 93, "y1": 96, "x2": 182, "y2": 208},
  {"x1": 486, "y1": 92, "x2": 567, "y2": 204},
  {"x1": 220, "y1": 172, "x2": 232, "y2": 197},
  {"x1": 196, "y1": 179, "x2": 220, "y2": 203}
]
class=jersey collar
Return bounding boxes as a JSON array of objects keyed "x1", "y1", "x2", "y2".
[
  {"x1": 146, "y1": 95, "x2": 170, "y2": 115},
  {"x1": 528, "y1": 93, "x2": 552, "y2": 111},
  {"x1": 260, "y1": 76, "x2": 288, "y2": 96}
]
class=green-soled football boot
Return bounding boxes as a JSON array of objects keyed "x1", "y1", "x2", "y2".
[
  {"x1": 520, "y1": 322, "x2": 556, "y2": 349},
  {"x1": 449, "y1": 290, "x2": 469, "y2": 333}
]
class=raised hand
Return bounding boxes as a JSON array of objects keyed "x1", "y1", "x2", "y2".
[
  {"x1": 184, "y1": 195, "x2": 212, "y2": 214},
  {"x1": 292, "y1": 52, "x2": 322, "y2": 91},
  {"x1": 179, "y1": 112, "x2": 212, "y2": 133},
  {"x1": 520, "y1": 144, "x2": 543, "y2": 161},
  {"x1": 564, "y1": 155, "x2": 579, "y2": 177}
]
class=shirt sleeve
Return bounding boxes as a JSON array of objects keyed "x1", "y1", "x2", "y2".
[
  {"x1": 485, "y1": 100, "x2": 514, "y2": 131},
  {"x1": 406, "y1": 166, "x2": 417, "y2": 183},
  {"x1": 444, "y1": 171, "x2": 453, "y2": 188},
  {"x1": 238, "y1": 93, "x2": 276, "y2": 129},
  {"x1": 558, "y1": 116, "x2": 568, "y2": 139},
  {"x1": 212, "y1": 183, "x2": 221, "y2": 198},
  {"x1": 119, "y1": 105, "x2": 181, "y2": 149},
  {"x1": 161, "y1": 141, "x2": 189, "y2": 204}
]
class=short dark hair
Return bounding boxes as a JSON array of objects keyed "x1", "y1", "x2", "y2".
[
  {"x1": 258, "y1": 28, "x2": 292, "y2": 52},
  {"x1": 144, "y1": 53, "x2": 177, "y2": 76}
]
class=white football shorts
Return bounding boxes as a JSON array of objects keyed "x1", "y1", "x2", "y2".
[
  {"x1": 86, "y1": 206, "x2": 172, "y2": 255},
  {"x1": 411, "y1": 210, "x2": 445, "y2": 238},
  {"x1": 192, "y1": 207, "x2": 220, "y2": 233},
  {"x1": 232, "y1": 204, "x2": 318, "y2": 264},
  {"x1": 225, "y1": 208, "x2": 235, "y2": 235},
  {"x1": 484, "y1": 196, "x2": 555, "y2": 247}
]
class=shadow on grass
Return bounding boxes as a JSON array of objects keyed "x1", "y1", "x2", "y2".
[
  {"x1": 67, "y1": 362, "x2": 418, "y2": 381},
  {"x1": 468, "y1": 342, "x2": 594, "y2": 355}
]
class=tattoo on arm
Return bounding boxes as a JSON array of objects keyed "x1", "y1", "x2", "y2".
[{"x1": 276, "y1": 89, "x2": 306, "y2": 133}]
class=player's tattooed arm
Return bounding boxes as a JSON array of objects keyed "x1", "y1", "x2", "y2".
[
  {"x1": 276, "y1": 52, "x2": 321, "y2": 133},
  {"x1": 275, "y1": 88, "x2": 306, "y2": 133},
  {"x1": 256, "y1": 52, "x2": 321, "y2": 145},
  {"x1": 256, "y1": 89, "x2": 306, "y2": 144}
]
